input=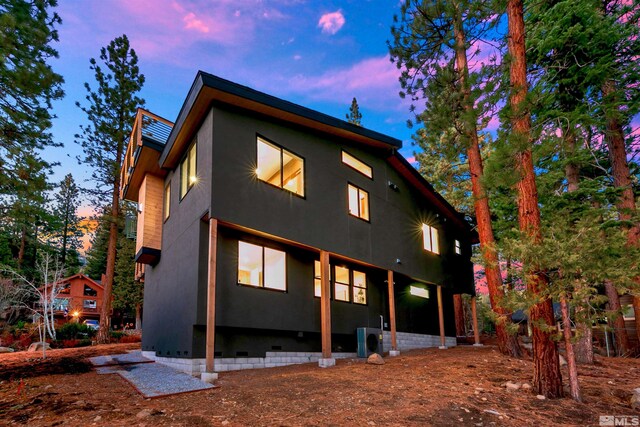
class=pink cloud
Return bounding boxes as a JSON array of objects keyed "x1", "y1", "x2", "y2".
[
  {"x1": 183, "y1": 12, "x2": 209, "y2": 33},
  {"x1": 318, "y1": 10, "x2": 345, "y2": 35},
  {"x1": 286, "y1": 55, "x2": 407, "y2": 111}
]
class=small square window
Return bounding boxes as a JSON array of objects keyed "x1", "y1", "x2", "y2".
[
  {"x1": 348, "y1": 184, "x2": 369, "y2": 221},
  {"x1": 256, "y1": 137, "x2": 305, "y2": 197},
  {"x1": 422, "y1": 224, "x2": 440, "y2": 254},
  {"x1": 455, "y1": 239, "x2": 461, "y2": 255}
]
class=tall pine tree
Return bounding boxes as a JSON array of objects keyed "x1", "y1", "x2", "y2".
[{"x1": 75, "y1": 35, "x2": 144, "y2": 342}]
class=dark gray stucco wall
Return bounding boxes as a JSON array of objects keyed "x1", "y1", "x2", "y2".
[
  {"x1": 208, "y1": 104, "x2": 474, "y2": 294},
  {"x1": 141, "y1": 110, "x2": 213, "y2": 357}
]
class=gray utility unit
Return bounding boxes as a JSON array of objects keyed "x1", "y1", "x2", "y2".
[{"x1": 357, "y1": 327, "x2": 384, "y2": 357}]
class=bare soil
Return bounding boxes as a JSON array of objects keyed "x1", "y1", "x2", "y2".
[{"x1": 0, "y1": 342, "x2": 638, "y2": 426}]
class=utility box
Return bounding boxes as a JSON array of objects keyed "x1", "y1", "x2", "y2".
[{"x1": 356, "y1": 327, "x2": 383, "y2": 357}]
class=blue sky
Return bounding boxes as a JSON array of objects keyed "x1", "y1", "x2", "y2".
[{"x1": 47, "y1": 0, "x2": 417, "y2": 215}]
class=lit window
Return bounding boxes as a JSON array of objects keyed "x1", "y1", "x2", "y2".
[
  {"x1": 164, "y1": 182, "x2": 171, "y2": 221},
  {"x1": 410, "y1": 286, "x2": 429, "y2": 299},
  {"x1": 180, "y1": 140, "x2": 197, "y2": 199},
  {"x1": 256, "y1": 137, "x2": 304, "y2": 197},
  {"x1": 348, "y1": 184, "x2": 369, "y2": 221},
  {"x1": 454, "y1": 239, "x2": 461, "y2": 255},
  {"x1": 352, "y1": 270, "x2": 367, "y2": 304},
  {"x1": 314, "y1": 261, "x2": 322, "y2": 297},
  {"x1": 334, "y1": 266, "x2": 350, "y2": 302},
  {"x1": 342, "y1": 151, "x2": 372, "y2": 179},
  {"x1": 238, "y1": 241, "x2": 286, "y2": 291},
  {"x1": 422, "y1": 224, "x2": 440, "y2": 254}
]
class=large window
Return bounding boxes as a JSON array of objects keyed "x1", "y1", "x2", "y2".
[
  {"x1": 83, "y1": 300, "x2": 97, "y2": 309},
  {"x1": 180, "y1": 140, "x2": 197, "y2": 199},
  {"x1": 422, "y1": 224, "x2": 440, "y2": 254},
  {"x1": 83, "y1": 284, "x2": 97, "y2": 297},
  {"x1": 342, "y1": 151, "x2": 373, "y2": 179},
  {"x1": 164, "y1": 182, "x2": 171, "y2": 221},
  {"x1": 256, "y1": 137, "x2": 304, "y2": 197},
  {"x1": 314, "y1": 262, "x2": 367, "y2": 304},
  {"x1": 348, "y1": 184, "x2": 369, "y2": 221},
  {"x1": 238, "y1": 241, "x2": 286, "y2": 291}
]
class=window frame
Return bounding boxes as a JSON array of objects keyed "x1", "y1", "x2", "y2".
[
  {"x1": 341, "y1": 150, "x2": 373, "y2": 179},
  {"x1": 347, "y1": 183, "x2": 370, "y2": 222},
  {"x1": 237, "y1": 241, "x2": 287, "y2": 292},
  {"x1": 313, "y1": 262, "x2": 367, "y2": 305},
  {"x1": 180, "y1": 139, "x2": 197, "y2": 201},
  {"x1": 422, "y1": 223, "x2": 440, "y2": 254},
  {"x1": 256, "y1": 135, "x2": 306, "y2": 198},
  {"x1": 164, "y1": 181, "x2": 171, "y2": 222}
]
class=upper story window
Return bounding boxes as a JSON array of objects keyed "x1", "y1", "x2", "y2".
[
  {"x1": 83, "y1": 284, "x2": 97, "y2": 297},
  {"x1": 348, "y1": 184, "x2": 369, "y2": 221},
  {"x1": 256, "y1": 137, "x2": 305, "y2": 197},
  {"x1": 422, "y1": 223, "x2": 440, "y2": 254},
  {"x1": 164, "y1": 182, "x2": 171, "y2": 221},
  {"x1": 454, "y1": 239, "x2": 461, "y2": 255},
  {"x1": 180, "y1": 140, "x2": 197, "y2": 199},
  {"x1": 238, "y1": 241, "x2": 286, "y2": 291},
  {"x1": 59, "y1": 283, "x2": 70, "y2": 294},
  {"x1": 342, "y1": 151, "x2": 372, "y2": 179}
]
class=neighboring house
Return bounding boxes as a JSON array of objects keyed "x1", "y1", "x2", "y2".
[
  {"x1": 120, "y1": 72, "x2": 477, "y2": 378},
  {"x1": 47, "y1": 273, "x2": 104, "y2": 323}
]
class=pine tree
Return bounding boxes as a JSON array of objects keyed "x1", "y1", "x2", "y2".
[
  {"x1": 505, "y1": 0, "x2": 562, "y2": 397},
  {"x1": 52, "y1": 174, "x2": 82, "y2": 267},
  {"x1": 113, "y1": 230, "x2": 143, "y2": 329},
  {"x1": 75, "y1": 35, "x2": 145, "y2": 343},
  {"x1": 0, "y1": 0, "x2": 64, "y2": 197},
  {"x1": 390, "y1": 0, "x2": 521, "y2": 357},
  {"x1": 346, "y1": 97, "x2": 362, "y2": 126}
]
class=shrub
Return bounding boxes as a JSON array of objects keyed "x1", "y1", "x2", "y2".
[
  {"x1": 61, "y1": 339, "x2": 79, "y2": 348},
  {"x1": 56, "y1": 322, "x2": 96, "y2": 340},
  {"x1": 78, "y1": 339, "x2": 92, "y2": 347},
  {"x1": 110, "y1": 331, "x2": 124, "y2": 341},
  {"x1": 120, "y1": 335, "x2": 141, "y2": 343}
]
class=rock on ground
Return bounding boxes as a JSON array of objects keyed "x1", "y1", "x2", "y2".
[
  {"x1": 631, "y1": 388, "x2": 640, "y2": 410},
  {"x1": 27, "y1": 342, "x2": 51, "y2": 352},
  {"x1": 367, "y1": 353, "x2": 384, "y2": 365},
  {"x1": 0, "y1": 347, "x2": 14, "y2": 353}
]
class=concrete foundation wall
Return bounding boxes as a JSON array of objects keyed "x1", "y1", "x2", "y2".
[{"x1": 383, "y1": 331, "x2": 456, "y2": 351}]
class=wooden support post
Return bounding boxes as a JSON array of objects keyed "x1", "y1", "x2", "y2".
[
  {"x1": 387, "y1": 270, "x2": 399, "y2": 356},
  {"x1": 471, "y1": 296, "x2": 482, "y2": 346},
  {"x1": 202, "y1": 218, "x2": 218, "y2": 383},
  {"x1": 437, "y1": 285, "x2": 446, "y2": 349},
  {"x1": 319, "y1": 250, "x2": 334, "y2": 367},
  {"x1": 453, "y1": 294, "x2": 465, "y2": 337}
]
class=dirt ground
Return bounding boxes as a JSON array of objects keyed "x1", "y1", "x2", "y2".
[{"x1": 0, "y1": 342, "x2": 638, "y2": 426}]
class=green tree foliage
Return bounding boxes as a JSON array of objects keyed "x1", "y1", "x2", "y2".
[
  {"x1": 0, "y1": 0, "x2": 64, "y2": 196},
  {"x1": 51, "y1": 173, "x2": 83, "y2": 267},
  {"x1": 83, "y1": 207, "x2": 110, "y2": 281},
  {"x1": 113, "y1": 227, "x2": 142, "y2": 328},
  {"x1": 345, "y1": 97, "x2": 362, "y2": 126}
]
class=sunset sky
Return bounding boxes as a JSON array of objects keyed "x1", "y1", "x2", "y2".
[
  {"x1": 45, "y1": 0, "x2": 639, "y2": 220},
  {"x1": 48, "y1": 0, "x2": 417, "y2": 218}
]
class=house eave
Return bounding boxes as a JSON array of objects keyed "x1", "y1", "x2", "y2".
[{"x1": 159, "y1": 72, "x2": 403, "y2": 169}]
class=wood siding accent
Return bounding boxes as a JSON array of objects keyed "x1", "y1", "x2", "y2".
[
  {"x1": 206, "y1": 218, "x2": 218, "y2": 373},
  {"x1": 437, "y1": 285, "x2": 446, "y2": 347},
  {"x1": 320, "y1": 250, "x2": 332, "y2": 358},
  {"x1": 136, "y1": 174, "x2": 164, "y2": 260}
]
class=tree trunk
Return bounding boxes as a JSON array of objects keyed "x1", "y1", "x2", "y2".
[
  {"x1": 604, "y1": 280, "x2": 631, "y2": 355},
  {"x1": 453, "y1": 3, "x2": 521, "y2": 357},
  {"x1": 61, "y1": 204, "x2": 69, "y2": 266},
  {"x1": 563, "y1": 127, "x2": 594, "y2": 364},
  {"x1": 135, "y1": 303, "x2": 142, "y2": 330},
  {"x1": 560, "y1": 297, "x2": 582, "y2": 402},
  {"x1": 97, "y1": 186, "x2": 120, "y2": 343},
  {"x1": 18, "y1": 225, "x2": 26, "y2": 268},
  {"x1": 453, "y1": 294, "x2": 466, "y2": 336},
  {"x1": 507, "y1": 0, "x2": 562, "y2": 397},
  {"x1": 602, "y1": 79, "x2": 638, "y2": 354}
]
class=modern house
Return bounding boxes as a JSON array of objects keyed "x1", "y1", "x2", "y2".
[
  {"x1": 47, "y1": 273, "x2": 104, "y2": 324},
  {"x1": 120, "y1": 72, "x2": 478, "y2": 380}
]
